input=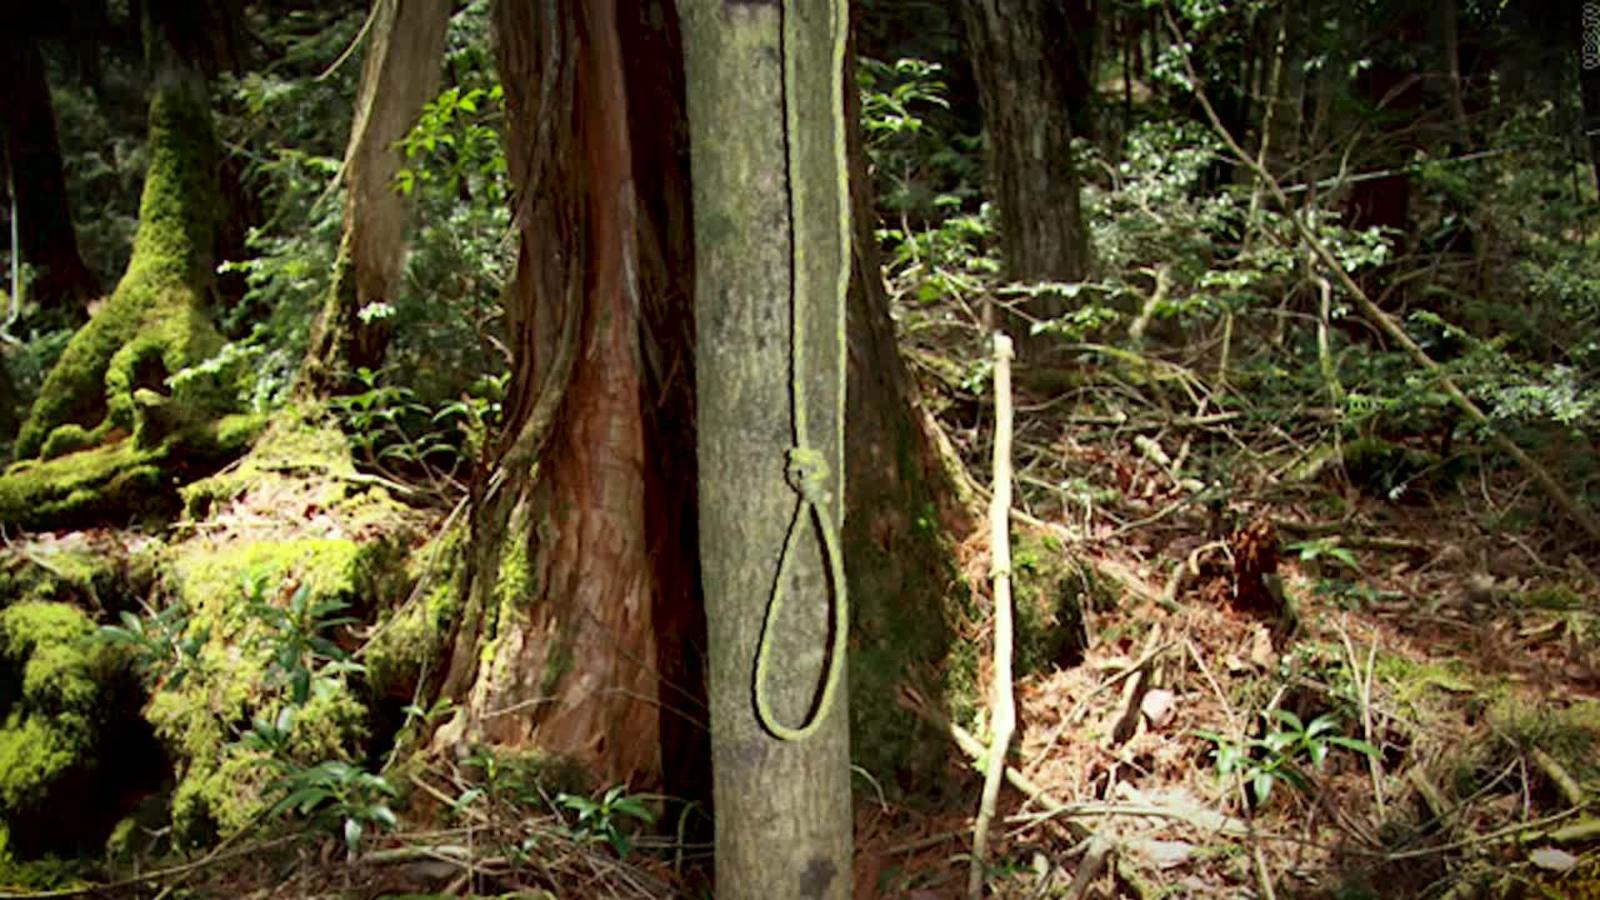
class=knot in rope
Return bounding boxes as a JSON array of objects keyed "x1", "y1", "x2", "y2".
[{"x1": 785, "y1": 446, "x2": 831, "y2": 503}]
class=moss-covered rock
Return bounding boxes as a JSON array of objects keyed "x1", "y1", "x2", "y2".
[
  {"x1": 0, "y1": 601, "x2": 157, "y2": 860},
  {"x1": 0, "y1": 532, "x2": 157, "y2": 609},
  {"x1": 146, "y1": 536, "x2": 386, "y2": 847},
  {"x1": 0, "y1": 413, "x2": 264, "y2": 531},
  {"x1": 367, "y1": 523, "x2": 465, "y2": 701},
  {"x1": 1010, "y1": 530, "x2": 1095, "y2": 677}
]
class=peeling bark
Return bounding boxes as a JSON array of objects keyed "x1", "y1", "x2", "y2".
[{"x1": 440, "y1": 0, "x2": 699, "y2": 791}]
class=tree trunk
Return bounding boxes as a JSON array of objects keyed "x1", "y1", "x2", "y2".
[
  {"x1": 1440, "y1": 0, "x2": 1470, "y2": 141},
  {"x1": 842, "y1": 7, "x2": 970, "y2": 793},
  {"x1": 299, "y1": 0, "x2": 451, "y2": 395},
  {"x1": 0, "y1": 36, "x2": 99, "y2": 313},
  {"x1": 15, "y1": 6, "x2": 223, "y2": 460},
  {"x1": 437, "y1": 0, "x2": 701, "y2": 792},
  {"x1": 682, "y1": 1, "x2": 853, "y2": 897},
  {"x1": 958, "y1": 0, "x2": 1091, "y2": 342}
]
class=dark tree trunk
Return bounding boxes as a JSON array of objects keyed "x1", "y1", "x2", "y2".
[
  {"x1": 959, "y1": 0, "x2": 1092, "y2": 342},
  {"x1": 1344, "y1": 63, "x2": 1420, "y2": 234},
  {"x1": 0, "y1": 37, "x2": 99, "y2": 313},
  {"x1": 842, "y1": 7, "x2": 970, "y2": 794},
  {"x1": 1060, "y1": 0, "x2": 1097, "y2": 143}
]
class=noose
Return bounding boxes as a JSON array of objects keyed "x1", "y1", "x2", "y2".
[{"x1": 751, "y1": 0, "x2": 853, "y2": 742}]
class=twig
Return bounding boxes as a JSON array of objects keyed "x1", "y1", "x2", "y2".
[
  {"x1": 1335, "y1": 617, "x2": 1386, "y2": 819},
  {"x1": 0, "y1": 834, "x2": 300, "y2": 899},
  {"x1": 971, "y1": 333, "x2": 1018, "y2": 900},
  {"x1": 1066, "y1": 835, "x2": 1115, "y2": 900},
  {"x1": 1530, "y1": 747, "x2": 1585, "y2": 810},
  {"x1": 1110, "y1": 625, "x2": 1163, "y2": 746}
]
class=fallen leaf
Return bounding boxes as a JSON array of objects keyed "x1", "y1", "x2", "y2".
[
  {"x1": 1529, "y1": 847, "x2": 1578, "y2": 872},
  {"x1": 1141, "y1": 688, "x2": 1176, "y2": 729},
  {"x1": 1132, "y1": 838, "x2": 1194, "y2": 870}
]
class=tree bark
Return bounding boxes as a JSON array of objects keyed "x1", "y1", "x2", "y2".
[
  {"x1": 682, "y1": 1, "x2": 853, "y2": 897},
  {"x1": 437, "y1": 0, "x2": 701, "y2": 793},
  {"x1": 958, "y1": 0, "x2": 1091, "y2": 342},
  {"x1": 841, "y1": 7, "x2": 970, "y2": 792},
  {"x1": 300, "y1": 0, "x2": 451, "y2": 395},
  {"x1": 0, "y1": 36, "x2": 100, "y2": 313}
]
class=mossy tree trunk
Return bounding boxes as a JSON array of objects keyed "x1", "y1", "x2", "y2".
[
  {"x1": 437, "y1": 0, "x2": 703, "y2": 792},
  {"x1": 840, "y1": 11, "x2": 971, "y2": 795},
  {"x1": 958, "y1": 0, "x2": 1092, "y2": 345},
  {"x1": 14, "y1": 4, "x2": 225, "y2": 461},
  {"x1": 299, "y1": 0, "x2": 451, "y2": 396},
  {"x1": 0, "y1": 35, "x2": 100, "y2": 314},
  {"x1": 682, "y1": 2, "x2": 853, "y2": 896}
]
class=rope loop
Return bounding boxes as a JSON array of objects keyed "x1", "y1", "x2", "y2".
[{"x1": 751, "y1": 0, "x2": 851, "y2": 744}]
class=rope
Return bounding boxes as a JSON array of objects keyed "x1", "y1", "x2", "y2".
[{"x1": 751, "y1": 0, "x2": 852, "y2": 742}]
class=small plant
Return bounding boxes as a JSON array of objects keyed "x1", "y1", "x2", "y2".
[
  {"x1": 1288, "y1": 537, "x2": 1361, "y2": 572},
  {"x1": 556, "y1": 784, "x2": 657, "y2": 858},
  {"x1": 97, "y1": 602, "x2": 206, "y2": 690},
  {"x1": 1195, "y1": 710, "x2": 1379, "y2": 804},
  {"x1": 241, "y1": 575, "x2": 362, "y2": 706},
  {"x1": 269, "y1": 760, "x2": 398, "y2": 859}
]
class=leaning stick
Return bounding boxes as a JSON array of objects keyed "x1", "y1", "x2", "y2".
[{"x1": 970, "y1": 332, "x2": 1018, "y2": 900}]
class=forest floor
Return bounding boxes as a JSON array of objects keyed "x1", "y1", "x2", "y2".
[{"x1": 5, "y1": 327, "x2": 1600, "y2": 900}]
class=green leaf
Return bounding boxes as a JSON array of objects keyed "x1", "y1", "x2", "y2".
[
  {"x1": 1266, "y1": 709, "x2": 1305, "y2": 733},
  {"x1": 1252, "y1": 771, "x2": 1275, "y2": 804},
  {"x1": 344, "y1": 818, "x2": 363, "y2": 856},
  {"x1": 1325, "y1": 736, "x2": 1380, "y2": 758}
]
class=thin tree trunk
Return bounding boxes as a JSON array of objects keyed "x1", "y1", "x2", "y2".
[
  {"x1": 1577, "y1": 0, "x2": 1600, "y2": 192},
  {"x1": 0, "y1": 36, "x2": 99, "y2": 313},
  {"x1": 683, "y1": 1, "x2": 853, "y2": 896},
  {"x1": 1441, "y1": 0, "x2": 1470, "y2": 141},
  {"x1": 300, "y1": 0, "x2": 451, "y2": 395}
]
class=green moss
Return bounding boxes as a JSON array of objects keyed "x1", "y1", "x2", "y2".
[
  {"x1": 38, "y1": 425, "x2": 95, "y2": 460},
  {"x1": 1490, "y1": 698, "x2": 1600, "y2": 783},
  {"x1": 0, "y1": 603, "x2": 115, "y2": 845},
  {"x1": 15, "y1": 61, "x2": 227, "y2": 461},
  {"x1": 152, "y1": 525, "x2": 402, "y2": 848},
  {"x1": 0, "y1": 540, "x2": 134, "y2": 610},
  {"x1": 1519, "y1": 584, "x2": 1588, "y2": 611},
  {"x1": 1010, "y1": 531, "x2": 1091, "y2": 677},
  {"x1": 0, "y1": 442, "x2": 168, "y2": 529},
  {"x1": 179, "y1": 412, "x2": 358, "y2": 519},
  {"x1": 1340, "y1": 436, "x2": 1442, "y2": 498}
]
